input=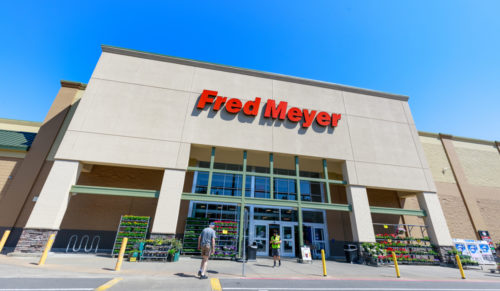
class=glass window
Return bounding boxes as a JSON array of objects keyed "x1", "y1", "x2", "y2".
[
  {"x1": 210, "y1": 173, "x2": 243, "y2": 196},
  {"x1": 280, "y1": 209, "x2": 297, "y2": 222},
  {"x1": 194, "y1": 172, "x2": 209, "y2": 194},
  {"x1": 253, "y1": 176, "x2": 270, "y2": 199},
  {"x1": 193, "y1": 203, "x2": 207, "y2": 218},
  {"x1": 274, "y1": 178, "x2": 297, "y2": 200},
  {"x1": 254, "y1": 207, "x2": 279, "y2": 221},
  {"x1": 300, "y1": 181, "x2": 325, "y2": 202},
  {"x1": 303, "y1": 210, "x2": 324, "y2": 223}
]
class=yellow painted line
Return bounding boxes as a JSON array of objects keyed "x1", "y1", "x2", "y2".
[
  {"x1": 95, "y1": 278, "x2": 123, "y2": 291},
  {"x1": 210, "y1": 278, "x2": 222, "y2": 291}
]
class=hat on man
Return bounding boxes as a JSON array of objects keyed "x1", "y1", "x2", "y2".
[{"x1": 209, "y1": 222, "x2": 215, "y2": 227}]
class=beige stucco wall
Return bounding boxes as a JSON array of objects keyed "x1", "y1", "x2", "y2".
[
  {"x1": 452, "y1": 140, "x2": 500, "y2": 188},
  {"x1": 0, "y1": 157, "x2": 23, "y2": 201},
  {"x1": 419, "y1": 135, "x2": 456, "y2": 184},
  {"x1": 54, "y1": 49, "x2": 434, "y2": 193}
]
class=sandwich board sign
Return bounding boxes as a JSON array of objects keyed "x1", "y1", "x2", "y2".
[{"x1": 301, "y1": 246, "x2": 312, "y2": 262}]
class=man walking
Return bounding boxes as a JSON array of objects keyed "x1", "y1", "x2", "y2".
[
  {"x1": 197, "y1": 222, "x2": 216, "y2": 279},
  {"x1": 270, "y1": 230, "x2": 281, "y2": 267}
]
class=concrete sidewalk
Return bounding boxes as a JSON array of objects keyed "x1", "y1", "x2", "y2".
[{"x1": 0, "y1": 253, "x2": 499, "y2": 282}]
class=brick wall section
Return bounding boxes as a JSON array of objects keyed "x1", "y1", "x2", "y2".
[
  {"x1": 77, "y1": 165, "x2": 164, "y2": 190},
  {"x1": 0, "y1": 157, "x2": 22, "y2": 201},
  {"x1": 60, "y1": 194, "x2": 158, "y2": 231},
  {"x1": 14, "y1": 229, "x2": 58, "y2": 253},
  {"x1": 435, "y1": 181, "x2": 477, "y2": 239}
]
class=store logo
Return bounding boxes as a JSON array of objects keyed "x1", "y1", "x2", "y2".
[{"x1": 196, "y1": 89, "x2": 341, "y2": 128}]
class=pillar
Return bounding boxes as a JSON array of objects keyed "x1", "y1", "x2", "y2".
[
  {"x1": 16, "y1": 160, "x2": 81, "y2": 252},
  {"x1": 342, "y1": 161, "x2": 375, "y2": 243},
  {"x1": 417, "y1": 191, "x2": 453, "y2": 247},
  {"x1": 346, "y1": 185, "x2": 376, "y2": 243},
  {"x1": 150, "y1": 168, "x2": 186, "y2": 239}
]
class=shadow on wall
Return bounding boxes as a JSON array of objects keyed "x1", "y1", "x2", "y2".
[{"x1": 191, "y1": 94, "x2": 336, "y2": 135}]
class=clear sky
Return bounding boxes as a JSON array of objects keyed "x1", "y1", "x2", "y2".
[{"x1": 0, "y1": 1, "x2": 498, "y2": 141}]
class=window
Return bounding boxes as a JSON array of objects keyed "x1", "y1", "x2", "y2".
[
  {"x1": 300, "y1": 181, "x2": 325, "y2": 202},
  {"x1": 194, "y1": 172, "x2": 209, "y2": 194},
  {"x1": 274, "y1": 178, "x2": 297, "y2": 200},
  {"x1": 303, "y1": 210, "x2": 324, "y2": 223},
  {"x1": 210, "y1": 173, "x2": 243, "y2": 196},
  {"x1": 254, "y1": 207, "x2": 279, "y2": 221}
]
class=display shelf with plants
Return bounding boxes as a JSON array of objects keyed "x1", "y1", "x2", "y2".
[
  {"x1": 362, "y1": 233, "x2": 440, "y2": 265},
  {"x1": 182, "y1": 217, "x2": 209, "y2": 255},
  {"x1": 138, "y1": 238, "x2": 183, "y2": 262},
  {"x1": 213, "y1": 220, "x2": 238, "y2": 259},
  {"x1": 112, "y1": 215, "x2": 150, "y2": 257}
]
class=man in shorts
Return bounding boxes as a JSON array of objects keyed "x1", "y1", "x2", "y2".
[
  {"x1": 270, "y1": 230, "x2": 281, "y2": 267},
  {"x1": 197, "y1": 222, "x2": 216, "y2": 279}
]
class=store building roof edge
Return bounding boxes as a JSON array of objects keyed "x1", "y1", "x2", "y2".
[
  {"x1": 61, "y1": 80, "x2": 87, "y2": 90},
  {"x1": 419, "y1": 131, "x2": 497, "y2": 146},
  {"x1": 101, "y1": 45, "x2": 410, "y2": 102}
]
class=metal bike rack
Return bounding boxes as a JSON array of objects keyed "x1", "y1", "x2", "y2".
[{"x1": 65, "y1": 234, "x2": 101, "y2": 253}]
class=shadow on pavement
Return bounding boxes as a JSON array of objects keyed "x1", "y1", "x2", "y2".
[
  {"x1": 174, "y1": 273, "x2": 198, "y2": 278},
  {"x1": 253, "y1": 264, "x2": 273, "y2": 268},
  {"x1": 207, "y1": 270, "x2": 219, "y2": 274},
  {"x1": 102, "y1": 268, "x2": 114, "y2": 271}
]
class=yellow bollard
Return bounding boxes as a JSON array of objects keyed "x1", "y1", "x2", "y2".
[
  {"x1": 0, "y1": 230, "x2": 11, "y2": 253},
  {"x1": 391, "y1": 252, "x2": 401, "y2": 278},
  {"x1": 38, "y1": 233, "x2": 56, "y2": 266},
  {"x1": 114, "y1": 237, "x2": 128, "y2": 271},
  {"x1": 455, "y1": 254, "x2": 466, "y2": 279},
  {"x1": 321, "y1": 249, "x2": 327, "y2": 277}
]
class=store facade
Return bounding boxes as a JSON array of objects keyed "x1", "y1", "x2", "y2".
[{"x1": 0, "y1": 45, "x2": 457, "y2": 258}]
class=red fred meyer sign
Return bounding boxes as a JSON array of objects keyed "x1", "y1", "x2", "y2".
[{"x1": 197, "y1": 90, "x2": 341, "y2": 128}]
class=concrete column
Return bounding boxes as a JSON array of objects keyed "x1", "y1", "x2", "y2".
[
  {"x1": 151, "y1": 168, "x2": 186, "y2": 236},
  {"x1": 417, "y1": 191, "x2": 453, "y2": 247},
  {"x1": 346, "y1": 185, "x2": 376, "y2": 243},
  {"x1": 25, "y1": 160, "x2": 81, "y2": 230}
]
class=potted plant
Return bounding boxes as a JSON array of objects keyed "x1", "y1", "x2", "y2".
[{"x1": 167, "y1": 238, "x2": 183, "y2": 262}]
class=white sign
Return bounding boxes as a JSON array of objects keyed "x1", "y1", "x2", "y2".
[
  {"x1": 453, "y1": 239, "x2": 469, "y2": 256},
  {"x1": 478, "y1": 240, "x2": 496, "y2": 265},
  {"x1": 301, "y1": 246, "x2": 312, "y2": 261},
  {"x1": 465, "y1": 240, "x2": 483, "y2": 264}
]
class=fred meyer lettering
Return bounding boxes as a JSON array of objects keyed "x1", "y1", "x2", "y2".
[{"x1": 197, "y1": 90, "x2": 341, "y2": 128}]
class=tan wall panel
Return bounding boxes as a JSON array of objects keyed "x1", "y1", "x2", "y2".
[
  {"x1": 420, "y1": 137, "x2": 456, "y2": 184},
  {"x1": 477, "y1": 198, "x2": 500, "y2": 243},
  {"x1": 14, "y1": 161, "x2": 54, "y2": 227},
  {"x1": 60, "y1": 194, "x2": 157, "y2": 231},
  {"x1": 0, "y1": 157, "x2": 22, "y2": 201},
  {"x1": 400, "y1": 195, "x2": 426, "y2": 230},
  {"x1": 76, "y1": 165, "x2": 164, "y2": 190},
  {"x1": 175, "y1": 200, "x2": 190, "y2": 235},
  {"x1": 438, "y1": 193, "x2": 476, "y2": 239},
  {"x1": 453, "y1": 145, "x2": 500, "y2": 188}
]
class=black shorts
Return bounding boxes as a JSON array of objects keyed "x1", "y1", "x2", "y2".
[{"x1": 272, "y1": 248, "x2": 280, "y2": 257}]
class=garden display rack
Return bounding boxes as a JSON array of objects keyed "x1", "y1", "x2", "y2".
[{"x1": 112, "y1": 215, "x2": 150, "y2": 257}]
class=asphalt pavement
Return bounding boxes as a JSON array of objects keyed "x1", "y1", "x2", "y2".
[
  {"x1": 220, "y1": 278, "x2": 500, "y2": 291},
  {"x1": 0, "y1": 278, "x2": 111, "y2": 291}
]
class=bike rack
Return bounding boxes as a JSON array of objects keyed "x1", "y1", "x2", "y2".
[{"x1": 65, "y1": 234, "x2": 101, "y2": 253}]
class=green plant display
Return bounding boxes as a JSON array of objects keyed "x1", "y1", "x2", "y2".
[{"x1": 112, "y1": 215, "x2": 150, "y2": 257}]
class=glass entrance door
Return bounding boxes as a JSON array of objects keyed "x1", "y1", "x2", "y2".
[
  {"x1": 254, "y1": 224, "x2": 268, "y2": 256},
  {"x1": 281, "y1": 224, "x2": 294, "y2": 257},
  {"x1": 312, "y1": 227, "x2": 326, "y2": 259}
]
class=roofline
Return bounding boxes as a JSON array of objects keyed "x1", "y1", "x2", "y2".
[
  {"x1": 61, "y1": 80, "x2": 87, "y2": 90},
  {"x1": 101, "y1": 45, "x2": 409, "y2": 102},
  {"x1": 0, "y1": 118, "x2": 42, "y2": 127},
  {"x1": 418, "y1": 131, "x2": 498, "y2": 146}
]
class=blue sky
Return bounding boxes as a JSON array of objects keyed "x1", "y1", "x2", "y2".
[{"x1": 0, "y1": 1, "x2": 498, "y2": 140}]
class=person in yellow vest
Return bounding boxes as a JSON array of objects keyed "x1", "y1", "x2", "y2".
[{"x1": 270, "y1": 230, "x2": 281, "y2": 267}]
